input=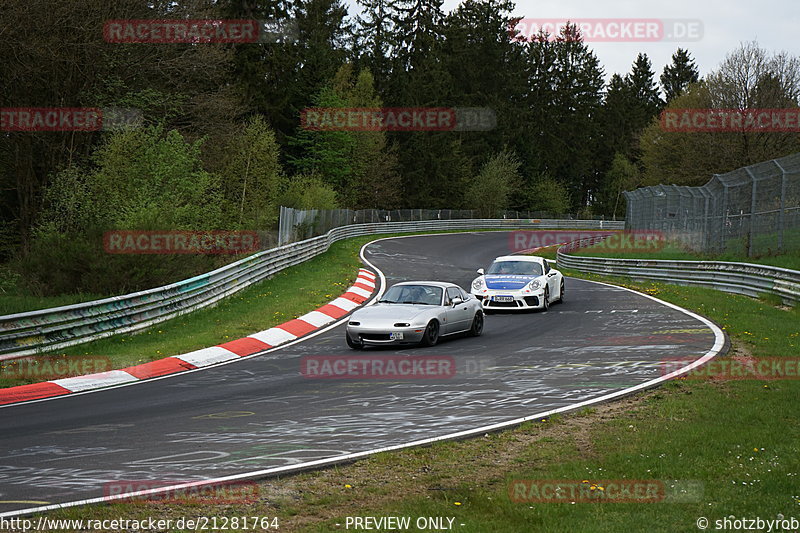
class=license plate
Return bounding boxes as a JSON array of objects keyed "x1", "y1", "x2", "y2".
[
  {"x1": 493, "y1": 295, "x2": 514, "y2": 302},
  {"x1": 389, "y1": 332, "x2": 404, "y2": 340}
]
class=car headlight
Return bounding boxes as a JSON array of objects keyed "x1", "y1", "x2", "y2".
[
  {"x1": 472, "y1": 277, "x2": 484, "y2": 290},
  {"x1": 527, "y1": 279, "x2": 541, "y2": 290}
]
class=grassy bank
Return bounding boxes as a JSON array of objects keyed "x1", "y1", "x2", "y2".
[
  {"x1": 25, "y1": 259, "x2": 800, "y2": 532},
  {"x1": 573, "y1": 238, "x2": 800, "y2": 271},
  {"x1": 0, "y1": 235, "x2": 377, "y2": 388}
]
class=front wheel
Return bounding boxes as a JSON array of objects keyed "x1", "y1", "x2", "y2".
[
  {"x1": 419, "y1": 320, "x2": 440, "y2": 346},
  {"x1": 468, "y1": 312, "x2": 484, "y2": 337},
  {"x1": 541, "y1": 287, "x2": 550, "y2": 312},
  {"x1": 346, "y1": 334, "x2": 363, "y2": 350},
  {"x1": 557, "y1": 279, "x2": 565, "y2": 303}
]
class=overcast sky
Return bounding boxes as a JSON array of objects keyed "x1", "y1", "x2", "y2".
[{"x1": 350, "y1": 0, "x2": 799, "y2": 86}]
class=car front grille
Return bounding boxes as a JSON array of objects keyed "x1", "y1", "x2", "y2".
[
  {"x1": 523, "y1": 296, "x2": 539, "y2": 306},
  {"x1": 487, "y1": 300, "x2": 520, "y2": 308}
]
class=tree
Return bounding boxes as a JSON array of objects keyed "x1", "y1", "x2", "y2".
[
  {"x1": 641, "y1": 42, "x2": 800, "y2": 185},
  {"x1": 22, "y1": 126, "x2": 227, "y2": 295},
  {"x1": 278, "y1": 174, "x2": 339, "y2": 209},
  {"x1": 628, "y1": 53, "x2": 664, "y2": 124},
  {"x1": 465, "y1": 151, "x2": 521, "y2": 217},
  {"x1": 338, "y1": 68, "x2": 402, "y2": 208},
  {"x1": 288, "y1": 65, "x2": 401, "y2": 208},
  {"x1": 600, "y1": 73, "x2": 638, "y2": 159},
  {"x1": 0, "y1": 0, "x2": 236, "y2": 250},
  {"x1": 660, "y1": 48, "x2": 700, "y2": 103},
  {"x1": 353, "y1": 0, "x2": 398, "y2": 91},
  {"x1": 288, "y1": 86, "x2": 356, "y2": 191},
  {"x1": 222, "y1": 0, "x2": 297, "y2": 140},
  {"x1": 220, "y1": 116, "x2": 285, "y2": 228},
  {"x1": 514, "y1": 173, "x2": 571, "y2": 215},
  {"x1": 522, "y1": 23, "x2": 605, "y2": 208},
  {"x1": 596, "y1": 153, "x2": 641, "y2": 219},
  {"x1": 392, "y1": 0, "x2": 446, "y2": 73}
]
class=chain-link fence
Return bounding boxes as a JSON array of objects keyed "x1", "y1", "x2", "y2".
[
  {"x1": 277, "y1": 207, "x2": 608, "y2": 245},
  {"x1": 624, "y1": 153, "x2": 800, "y2": 256}
]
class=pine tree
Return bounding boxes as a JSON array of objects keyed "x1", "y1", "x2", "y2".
[
  {"x1": 660, "y1": 48, "x2": 700, "y2": 102},
  {"x1": 522, "y1": 23, "x2": 605, "y2": 208},
  {"x1": 628, "y1": 53, "x2": 664, "y2": 118},
  {"x1": 354, "y1": 0, "x2": 398, "y2": 91},
  {"x1": 392, "y1": 0, "x2": 446, "y2": 72}
]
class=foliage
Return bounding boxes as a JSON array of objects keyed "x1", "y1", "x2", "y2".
[{"x1": 465, "y1": 150, "x2": 521, "y2": 217}]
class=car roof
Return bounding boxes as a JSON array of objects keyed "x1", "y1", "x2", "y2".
[
  {"x1": 391, "y1": 281, "x2": 459, "y2": 289},
  {"x1": 492, "y1": 255, "x2": 546, "y2": 263}
]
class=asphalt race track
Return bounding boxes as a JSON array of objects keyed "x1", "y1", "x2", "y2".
[{"x1": 0, "y1": 232, "x2": 723, "y2": 515}]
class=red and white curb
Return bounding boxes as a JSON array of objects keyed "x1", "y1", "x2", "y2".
[{"x1": 0, "y1": 269, "x2": 377, "y2": 406}]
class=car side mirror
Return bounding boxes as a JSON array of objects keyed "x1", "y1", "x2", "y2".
[
  {"x1": 451, "y1": 296, "x2": 464, "y2": 307},
  {"x1": 476, "y1": 268, "x2": 485, "y2": 275}
]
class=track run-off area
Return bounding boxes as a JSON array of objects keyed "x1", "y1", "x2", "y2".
[{"x1": 0, "y1": 231, "x2": 725, "y2": 516}]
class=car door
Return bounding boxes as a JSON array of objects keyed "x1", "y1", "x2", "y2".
[{"x1": 444, "y1": 286, "x2": 472, "y2": 333}]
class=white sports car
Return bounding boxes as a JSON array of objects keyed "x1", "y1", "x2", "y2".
[
  {"x1": 345, "y1": 281, "x2": 484, "y2": 348},
  {"x1": 470, "y1": 255, "x2": 563, "y2": 311}
]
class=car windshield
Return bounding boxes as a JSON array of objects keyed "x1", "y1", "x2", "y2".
[
  {"x1": 487, "y1": 261, "x2": 543, "y2": 276},
  {"x1": 379, "y1": 285, "x2": 443, "y2": 305}
]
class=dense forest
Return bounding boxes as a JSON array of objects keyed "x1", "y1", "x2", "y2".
[{"x1": 2, "y1": 0, "x2": 799, "y2": 295}]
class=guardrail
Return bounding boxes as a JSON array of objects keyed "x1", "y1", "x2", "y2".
[
  {"x1": 1, "y1": 218, "x2": 623, "y2": 360},
  {"x1": 556, "y1": 236, "x2": 800, "y2": 306}
]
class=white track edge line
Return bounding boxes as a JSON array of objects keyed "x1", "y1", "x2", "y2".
[
  {"x1": 0, "y1": 237, "x2": 724, "y2": 518},
  {"x1": 0, "y1": 267, "x2": 381, "y2": 410}
]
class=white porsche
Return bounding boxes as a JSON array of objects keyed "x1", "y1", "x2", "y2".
[{"x1": 470, "y1": 255, "x2": 564, "y2": 312}]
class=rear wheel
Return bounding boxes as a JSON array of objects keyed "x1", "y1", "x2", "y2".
[
  {"x1": 557, "y1": 279, "x2": 565, "y2": 303},
  {"x1": 419, "y1": 320, "x2": 440, "y2": 346},
  {"x1": 346, "y1": 334, "x2": 363, "y2": 350},
  {"x1": 468, "y1": 312, "x2": 484, "y2": 337}
]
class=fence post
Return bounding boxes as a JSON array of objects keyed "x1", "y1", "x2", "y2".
[
  {"x1": 278, "y1": 206, "x2": 288, "y2": 246},
  {"x1": 720, "y1": 178, "x2": 728, "y2": 254},
  {"x1": 745, "y1": 168, "x2": 757, "y2": 258},
  {"x1": 774, "y1": 159, "x2": 787, "y2": 253},
  {"x1": 700, "y1": 188, "x2": 710, "y2": 253}
]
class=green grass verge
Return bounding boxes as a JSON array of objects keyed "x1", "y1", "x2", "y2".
[
  {"x1": 24, "y1": 256, "x2": 800, "y2": 532},
  {"x1": 0, "y1": 228, "x2": 550, "y2": 388},
  {"x1": 0, "y1": 235, "x2": 378, "y2": 388},
  {"x1": 573, "y1": 239, "x2": 800, "y2": 271}
]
